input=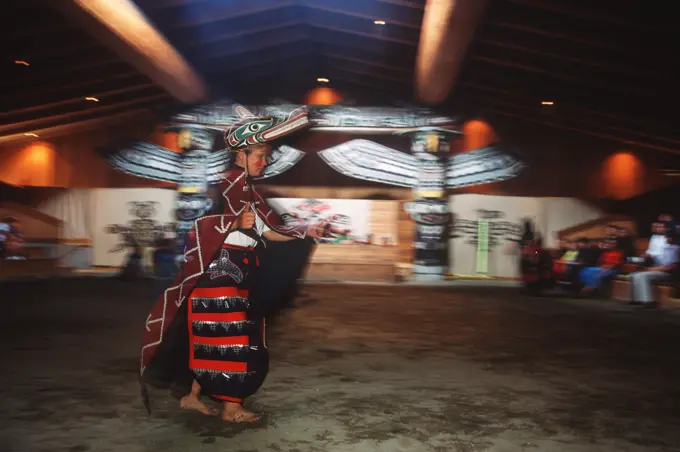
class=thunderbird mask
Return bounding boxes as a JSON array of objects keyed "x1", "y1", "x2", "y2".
[{"x1": 226, "y1": 106, "x2": 309, "y2": 149}]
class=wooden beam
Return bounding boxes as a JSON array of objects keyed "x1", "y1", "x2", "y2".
[
  {"x1": 415, "y1": 0, "x2": 489, "y2": 105},
  {"x1": 0, "y1": 94, "x2": 170, "y2": 135},
  {"x1": 478, "y1": 39, "x2": 672, "y2": 81},
  {"x1": 302, "y1": 2, "x2": 421, "y2": 29},
  {"x1": 374, "y1": 0, "x2": 424, "y2": 9},
  {"x1": 55, "y1": 0, "x2": 208, "y2": 103},
  {"x1": 470, "y1": 55, "x2": 659, "y2": 96},
  {"x1": 457, "y1": 81, "x2": 670, "y2": 131},
  {"x1": 180, "y1": 21, "x2": 304, "y2": 48},
  {"x1": 193, "y1": 35, "x2": 308, "y2": 62},
  {"x1": 506, "y1": 0, "x2": 677, "y2": 33},
  {"x1": 168, "y1": 0, "x2": 295, "y2": 29},
  {"x1": 0, "y1": 108, "x2": 156, "y2": 145},
  {"x1": 326, "y1": 64, "x2": 411, "y2": 84},
  {"x1": 479, "y1": 107, "x2": 680, "y2": 155},
  {"x1": 310, "y1": 23, "x2": 418, "y2": 46},
  {"x1": 0, "y1": 84, "x2": 158, "y2": 119},
  {"x1": 324, "y1": 53, "x2": 412, "y2": 73},
  {"x1": 460, "y1": 93, "x2": 680, "y2": 147},
  {"x1": 488, "y1": 21, "x2": 627, "y2": 53}
]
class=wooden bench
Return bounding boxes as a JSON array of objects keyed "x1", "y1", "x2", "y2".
[
  {"x1": 0, "y1": 258, "x2": 62, "y2": 278},
  {"x1": 306, "y1": 244, "x2": 398, "y2": 282},
  {"x1": 611, "y1": 277, "x2": 680, "y2": 307}
]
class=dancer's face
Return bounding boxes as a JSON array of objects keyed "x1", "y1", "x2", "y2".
[{"x1": 237, "y1": 144, "x2": 271, "y2": 177}]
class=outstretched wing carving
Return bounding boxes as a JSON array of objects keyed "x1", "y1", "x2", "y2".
[
  {"x1": 317, "y1": 139, "x2": 418, "y2": 187},
  {"x1": 206, "y1": 149, "x2": 231, "y2": 183},
  {"x1": 107, "y1": 142, "x2": 182, "y2": 183},
  {"x1": 447, "y1": 144, "x2": 525, "y2": 189},
  {"x1": 258, "y1": 145, "x2": 306, "y2": 179}
]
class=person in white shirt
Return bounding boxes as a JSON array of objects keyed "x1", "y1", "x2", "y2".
[
  {"x1": 629, "y1": 232, "x2": 679, "y2": 307},
  {"x1": 645, "y1": 221, "x2": 667, "y2": 265}
]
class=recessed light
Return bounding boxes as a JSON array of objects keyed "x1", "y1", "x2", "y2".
[
  {"x1": 85, "y1": 97, "x2": 100, "y2": 102},
  {"x1": 14, "y1": 60, "x2": 30, "y2": 66},
  {"x1": 374, "y1": 20, "x2": 386, "y2": 25},
  {"x1": 317, "y1": 77, "x2": 329, "y2": 83},
  {"x1": 541, "y1": 101, "x2": 554, "y2": 105},
  {"x1": 24, "y1": 132, "x2": 39, "y2": 137}
]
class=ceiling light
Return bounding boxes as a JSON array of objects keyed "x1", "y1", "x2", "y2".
[
  {"x1": 541, "y1": 101, "x2": 554, "y2": 105},
  {"x1": 374, "y1": 20, "x2": 386, "y2": 25},
  {"x1": 317, "y1": 77, "x2": 329, "y2": 83},
  {"x1": 24, "y1": 132, "x2": 39, "y2": 137},
  {"x1": 85, "y1": 97, "x2": 100, "y2": 102},
  {"x1": 14, "y1": 60, "x2": 30, "y2": 66}
]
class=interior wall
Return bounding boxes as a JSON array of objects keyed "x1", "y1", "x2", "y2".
[{"x1": 1, "y1": 116, "x2": 675, "y2": 200}]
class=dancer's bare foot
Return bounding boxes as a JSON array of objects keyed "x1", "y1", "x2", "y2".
[
  {"x1": 180, "y1": 394, "x2": 219, "y2": 416},
  {"x1": 221, "y1": 402, "x2": 262, "y2": 423}
]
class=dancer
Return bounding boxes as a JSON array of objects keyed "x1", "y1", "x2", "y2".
[{"x1": 140, "y1": 109, "x2": 318, "y2": 423}]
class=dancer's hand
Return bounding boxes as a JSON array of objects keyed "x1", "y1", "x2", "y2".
[
  {"x1": 236, "y1": 204, "x2": 256, "y2": 230},
  {"x1": 307, "y1": 222, "x2": 323, "y2": 239}
]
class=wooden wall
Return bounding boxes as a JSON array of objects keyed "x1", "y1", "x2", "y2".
[{"x1": 2, "y1": 116, "x2": 678, "y2": 200}]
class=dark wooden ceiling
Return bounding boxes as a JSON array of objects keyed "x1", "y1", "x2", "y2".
[
  {"x1": 1, "y1": 0, "x2": 678, "y2": 155},
  {"x1": 0, "y1": 0, "x2": 175, "y2": 139}
]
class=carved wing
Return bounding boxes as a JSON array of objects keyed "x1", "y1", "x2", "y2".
[
  {"x1": 258, "y1": 145, "x2": 306, "y2": 179},
  {"x1": 107, "y1": 142, "x2": 182, "y2": 183},
  {"x1": 447, "y1": 143, "x2": 525, "y2": 189},
  {"x1": 205, "y1": 145, "x2": 306, "y2": 181},
  {"x1": 317, "y1": 139, "x2": 418, "y2": 187},
  {"x1": 206, "y1": 149, "x2": 231, "y2": 183}
]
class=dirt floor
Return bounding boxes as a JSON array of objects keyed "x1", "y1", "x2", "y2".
[{"x1": 2, "y1": 278, "x2": 680, "y2": 452}]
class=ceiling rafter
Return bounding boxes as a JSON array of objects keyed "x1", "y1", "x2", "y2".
[
  {"x1": 324, "y1": 53, "x2": 411, "y2": 73},
  {"x1": 325, "y1": 64, "x2": 411, "y2": 84},
  {"x1": 487, "y1": 21, "x2": 630, "y2": 54},
  {"x1": 301, "y1": 2, "x2": 421, "y2": 29},
  {"x1": 4, "y1": 72, "x2": 144, "y2": 105},
  {"x1": 179, "y1": 20, "x2": 304, "y2": 48},
  {"x1": 470, "y1": 55, "x2": 660, "y2": 97},
  {"x1": 310, "y1": 23, "x2": 418, "y2": 46},
  {"x1": 506, "y1": 0, "x2": 677, "y2": 33},
  {"x1": 0, "y1": 84, "x2": 159, "y2": 119},
  {"x1": 0, "y1": 94, "x2": 171, "y2": 135},
  {"x1": 478, "y1": 39, "x2": 674, "y2": 81},
  {"x1": 374, "y1": 0, "x2": 424, "y2": 9},
  {"x1": 481, "y1": 107, "x2": 680, "y2": 155},
  {"x1": 192, "y1": 35, "x2": 309, "y2": 62},
  {"x1": 456, "y1": 81, "x2": 672, "y2": 132},
  {"x1": 167, "y1": 0, "x2": 296, "y2": 29},
  {"x1": 0, "y1": 108, "x2": 159, "y2": 145},
  {"x1": 3, "y1": 58, "x2": 121, "y2": 85},
  {"x1": 210, "y1": 52, "x2": 314, "y2": 75},
  {"x1": 458, "y1": 93, "x2": 680, "y2": 147}
]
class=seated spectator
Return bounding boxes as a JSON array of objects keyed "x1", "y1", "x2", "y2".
[
  {"x1": 0, "y1": 217, "x2": 11, "y2": 259},
  {"x1": 659, "y1": 213, "x2": 676, "y2": 234},
  {"x1": 628, "y1": 231, "x2": 679, "y2": 308},
  {"x1": 553, "y1": 239, "x2": 578, "y2": 277},
  {"x1": 579, "y1": 238, "x2": 624, "y2": 294},
  {"x1": 645, "y1": 221, "x2": 667, "y2": 266},
  {"x1": 616, "y1": 226, "x2": 637, "y2": 260},
  {"x1": 3, "y1": 218, "x2": 26, "y2": 260},
  {"x1": 581, "y1": 238, "x2": 601, "y2": 267}
]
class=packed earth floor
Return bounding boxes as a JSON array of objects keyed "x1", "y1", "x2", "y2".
[{"x1": 2, "y1": 277, "x2": 680, "y2": 452}]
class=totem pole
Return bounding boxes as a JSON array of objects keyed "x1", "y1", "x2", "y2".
[
  {"x1": 104, "y1": 102, "x2": 309, "y2": 245},
  {"x1": 402, "y1": 128, "x2": 460, "y2": 280},
  {"x1": 317, "y1": 122, "x2": 525, "y2": 281}
]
